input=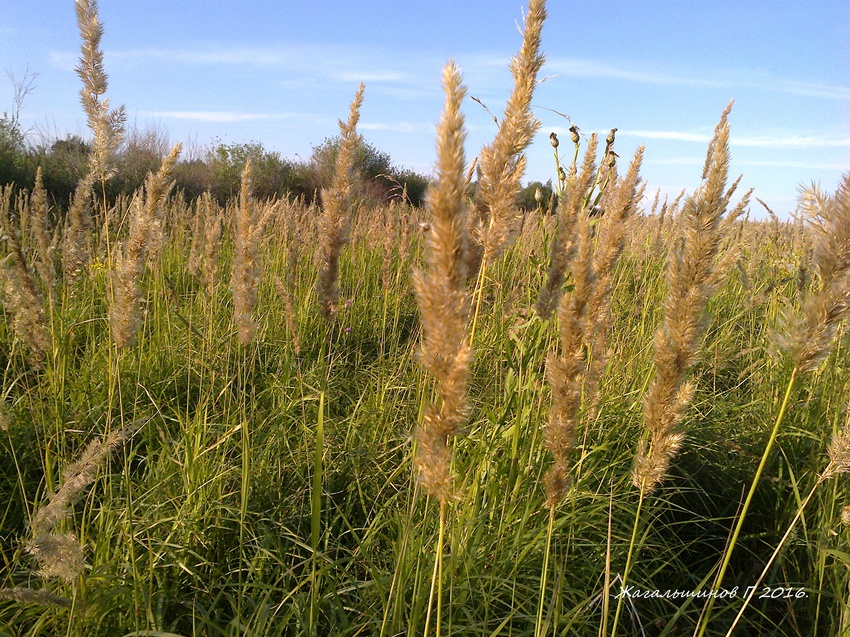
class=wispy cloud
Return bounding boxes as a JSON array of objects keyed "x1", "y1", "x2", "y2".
[
  {"x1": 733, "y1": 135, "x2": 850, "y2": 148},
  {"x1": 619, "y1": 130, "x2": 712, "y2": 143},
  {"x1": 58, "y1": 43, "x2": 425, "y2": 87},
  {"x1": 545, "y1": 56, "x2": 850, "y2": 101},
  {"x1": 649, "y1": 156, "x2": 848, "y2": 171},
  {"x1": 360, "y1": 121, "x2": 425, "y2": 133},
  {"x1": 138, "y1": 110, "x2": 316, "y2": 124},
  {"x1": 331, "y1": 71, "x2": 409, "y2": 83},
  {"x1": 548, "y1": 57, "x2": 721, "y2": 88},
  {"x1": 618, "y1": 129, "x2": 850, "y2": 148}
]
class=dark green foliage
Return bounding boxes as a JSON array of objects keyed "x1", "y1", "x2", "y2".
[
  {"x1": 0, "y1": 114, "x2": 35, "y2": 189},
  {"x1": 208, "y1": 140, "x2": 305, "y2": 203},
  {"x1": 309, "y1": 136, "x2": 430, "y2": 206}
]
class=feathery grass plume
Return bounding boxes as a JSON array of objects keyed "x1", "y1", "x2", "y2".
[
  {"x1": 777, "y1": 174, "x2": 850, "y2": 372},
  {"x1": 633, "y1": 102, "x2": 741, "y2": 493},
  {"x1": 62, "y1": 0, "x2": 124, "y2": 281},
  {"x1": 202, "y1": 193, "x2": 224, "y2": 297},
  {"x1": 109, "y1": 143, "x2": 181, "y2": 348},
  {"x1": 274, "y1": 208, "x2": 301, "y2": 355},
  {"x1": 316, "y1": 83, "x2": 365, "y2": 320},
  {"x1": 544, "y1": 208, "x2": 595, "y2": 507},
  {"x1": 0, "y1": 187, "x2": 52, "y2": 366},
  {"x1": 230, "y1": 159, "x2": 275, "y2": 345},
  {"x1": 27, "y1": 419, "x2": 145, "y2": 583},
  {"x1": 536, "y1": 134, "x2": 599, "y2": 318},
  {"x1": 825, "y1": 404, "x2": 850, "y2": 479},
  {"x1": 412, "y1": 62, "x2": 471, "y2": 502},
  {"x1": 583, "y1": 147, "x2": 645, "y2": 411},
  {"x1": 187, "y1": 195, "x2": 206, "y2": 277},
  {"x1": 60, "y1": 171, "x2": 95, "y2": 281},
  {"x1": 467, "y1": 0, "x2": 547, "y2": 276},
  {"x1": 28, "y1": 167, "x2": 59, "y2": 306},
  {"x1": 75, "y1": 0, "x2": 125, "y2": 185},
  {"x1": 0, "y1": 586, "x2": 72, "y2": 608}
]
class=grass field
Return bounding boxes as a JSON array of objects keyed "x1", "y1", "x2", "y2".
[{"x1": 1, "y1": 1, "x2": 850, "y2": 636}]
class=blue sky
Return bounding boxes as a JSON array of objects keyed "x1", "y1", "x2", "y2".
[{"x1": 2, "y1": 1, "x2": 848, "y2": 216}]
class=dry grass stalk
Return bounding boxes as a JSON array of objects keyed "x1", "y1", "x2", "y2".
[
  {"x1": 316, "y1": 83, "x2": 365, "y2": 320},
  {"x1": 544, "y1": 210, "x2": 595, "y2": 507},
  {"x1": 202, "y1": 195, "x2": 224, "y2": 297},
  {"x1": 541, "y1": 143, "x2": 639, "y2": 507},
  {"x1": 536, "y1": 134, "x2": 599, "y2": 318},
  {"x1": 187, "y1": 195, "x2": 206, "y2": 277},
  {"x1": 75, "y1": 0, "x2": 125, "y2": 184},
  {"x1": 0, "y1": 187, "x2": 52, "y2": 366},
  {"x1": 467, "y1": 0, "x2": 547, "y2": 276},
  {"x1": 109, "y1": 143, "x2": 181, "y2": 348},
  {"x1": 777, "y1": 174, "x2": 850, "y2": 372},
  {"x1": 274, "y1": 208, "x2": 301, "y2": 355},
  {"x1": 633, "y1": 102, "x2": 744, "y2": 493},
  {"x1": 0, "y1": 586, "x2": 72, "y2": 608},
  {"x1": 381, "y1": 203, "x2": 398, "y2": 290},
  {"x1": 60, "y1": 172, "x2": 95, "y2": 281},
  {"x1": 412, "y1": 62, "x2": 472, "y2": 502},
  {"x1": 28, "y1": 167, "x2": 59, "y2": 306},
  {"x1": 27, "y1": 419, "x2": 145, "y2": 583},
  {"x1": 583, "y1": 147, "x2": 646, "y2": 412},
  {"x1": 230, "y1": 159, "x2": 275, "y2": 345},
  {"x1": 61, "y1": 0, "x2": 125, "y2": 282},
  {"x1": 825, "y1": 405, "x2": 850, "y2": 479}
]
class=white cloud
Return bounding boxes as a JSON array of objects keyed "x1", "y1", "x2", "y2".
[
  {"x1": 733, "y1": 135, "x2": 850, "y2": 148},
  {"x1": 360, "y1": 122, "x2": 423, "y2": 133},
  {"x1": 618, "y1": 129, "x2": 850, "y2": 149},
  {"x1": 139, "y1": 110, "x2": 307, "y2": 123},
  {"x1": 619, "y1": 130, "x2": 712, "y2": 143},
  {"x1": 545, "y1": 56, "x2": 850, "y2": 101}
]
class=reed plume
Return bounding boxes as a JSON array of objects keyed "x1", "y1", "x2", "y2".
[
  {"x1": 274, "y1": 206, "x2": 301, "y2": 355},
  {"x1": 412, "y1": 62, "x2": 471, "y2": 502},
  {"x1": 75, "y1": 0, "x2": 125, "y2": 185},
  {"x1": 316, "y1": 83, "x2": 365, "y2": 320},
  {"x1": 777, "y1": 173, "x2": 850, "y2": 372},
  {"x1": 467, "y1": 0, "x2": 547, "y2": 277},
  {"x1": 0, "y1": 187, "x2": 52, "y2": 366},
  {"x1": 695, "y1": 172, "x2": 849, "y2": 637},
  {"x1": 633, "y1": 102, "x2": 746, "y2": 493},
  {"x1": 536, "y1": 134, "x2": 599, "y2": 318},
  {"x1": 27, "y1": 419, "x2": 145, "y2": 583},
  {"x1": 583, "y1": 147, "x2": 645, "y2": 412},
  {"x1": 0, "y1": 587, "x2": 72, "y2": 608},
  {"x1": 61, "y1": 0, "x2": 125, "y2": 281},
  {"x1": 60, "y1": 172, "x2": 95, "y2": 281},
  {"x1": 28, "y1": 167, "x2": 59, "y2": 306},
  {"x1": 230, "y1": 159, "x2": 275, "y2": 345},
  {"x1": 109, "y1": 143, "x2": 181, "y2": 348},
  {"x1": 543, "y1": 209, "x2": 595, "y2": 506},
  {"x1": 187, "y1": 195, "x2": 206, "y2": 277}
]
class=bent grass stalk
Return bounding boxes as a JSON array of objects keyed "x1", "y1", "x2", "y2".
[
  {"x1": 613, "y1": 103, "x2": 741, "y2": 637},
  {"x1": 413, "y1": 61, "x2": 471, "y2": 636},
  {"x1": 469, "y1": 0, "x2": 547, "y2": 342},
  {"x1": 697, "y1": 173, "x2": 850, "y2": 635},
  {"x1": 316, "y1": 83, "x2": 365, "y2": 320}
]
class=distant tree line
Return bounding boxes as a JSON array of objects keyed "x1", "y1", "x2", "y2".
[
  {"x1": 1, "y1": 114, "x2": 556, "y2": 214},
  {"x1": 0, "y1": 113, "x2": 431, "y2": 209}
]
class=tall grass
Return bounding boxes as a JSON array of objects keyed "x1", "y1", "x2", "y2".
[{"x1": 1, "y1": 1, "x2": 850, "y2": 636}]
